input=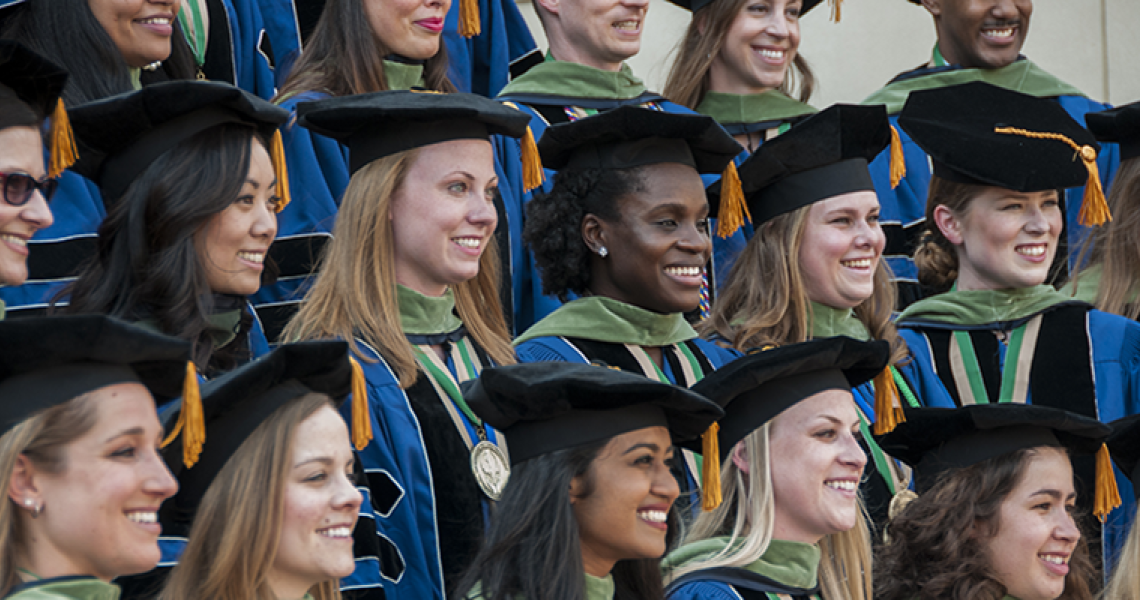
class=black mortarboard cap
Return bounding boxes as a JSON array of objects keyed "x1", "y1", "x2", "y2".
[
  {"x1": 297, "y1": 90, "x2": 533, "y2": 175},
  {"x1": 688, "y1": 336, "x2": 888, "y2": 461},
  {"x1": 0, "y1": 40, "x2": 67, "y2": 121},
  {"x1": 709, "y1": 104, "x2": 891, "y2": 228},
  {"x1": 538, "y1": 105, "x2": 740, "y2": 175},
  {"x1": 0, "y1": 315, "x2": 191, "y2": 437},
  {"x1": 665, "y1": 0, "x2": 832, "y2": 19},
  {"x1": 69, "y1": 80, "x2": 290, "y2": 204},
  {"x1": 465, "y1": 362, "x2": 723, "y2": 465},
  {"x1": 1107, "y1": 414, "x2": 1140, "y2": 499},
  {"x1": 1086, "y1": 101, "x2": 1140, "y2": 161},
  {"x1": 160, "y1": 340, "x2": 358, "y2": 534},
  {"x1": 877, "y1": 404, "x2": 1120, "y2": 518}
]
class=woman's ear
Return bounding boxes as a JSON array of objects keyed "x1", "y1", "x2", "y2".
[
  {"x1": 9, "y1": 455, "x2": 41, "y2": 509},
  {"x1": 730, "y1": 441, "x2": 750, "y2": 475},
  {"x1": 932, "y1": 204, "x2": 964, "y2": 246},
  {"x1": 581, "y1": 214, "x2": 607, "y2": 255},
  {"x1": 569, "y1": 473, "x2": 585, "y2": 504}
]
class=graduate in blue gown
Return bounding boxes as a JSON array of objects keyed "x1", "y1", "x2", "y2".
[
  {"x1": 861, "y1": 0, "x2": 1119, "y2": 308},
  {"x1": 283, "y1": 91, "x2": 535, "y2": 600},
  {"x1": 892, "y1": 82, "x2": 1140, "y2": 570},
  {"x1": 60, "y1": 81, "x2": 283, "y2": 374}
]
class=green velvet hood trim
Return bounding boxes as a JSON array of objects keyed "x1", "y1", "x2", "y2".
[
  {"x1": 862, "y1": 59, "x2": 1087, "y2": 115},
  {"x1": 663, "y1": 537, "x2": 820, "y2": 589},
  {"x1": 384, "y1": 60, "x2": 426, "y2": 91},
  {"x1": 809, "y1": 302, "x2": 870, "y2": 340},
  {"x1": 896, "y1": 285, "x2": 1074, "y2": 326},
  {"x1": 498, "y1": 60, "x2": 647, "y2": 100},
  {"x1": 514, "y1": 296, "x2": 697, "y2": 346},
  {"x1": 397, "y1": 285, "x2": 463, "y2": 335},
  {"x1": 696, "y1": 90, "x2": 817, "y2": 125},
  {"x1": 584, "y1": 573, "x2": 616, "y2": 600},
  {"x1": 133, "y1": 308, "x2": 241, "y2": 349},
  {"x1": 7, "y1": 577, "x2": 121, "y2": 600},
  {"x1": 0, "y1": 298, "x2": 6, "y2": 321},
  {"x1": 1061, "y1": 263, "x2": 1102, "y2": 304}
]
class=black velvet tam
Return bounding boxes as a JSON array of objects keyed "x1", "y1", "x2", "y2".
[
  {"x1": 1086, "y1": 101, "x2": 1140, "y2": 160},
  {"x1": 297, "y1": 89, "x2": 532, "y2": 174},
  {"x1": 0, "y1": 315, "x2": 190, "y2": 437},
  {"x1": 161, "y1": 340, "x2": 353, "y2": 525},
  {"x1": 1108, "y1": 414, "x2": 1140, "y2": 498},
  {"x1": 877, "y1": 404, "x2": 1110, "y2": 494},
  {"x1": 688, "y1": 336, "x2": 888, "y2": 460},
  {"x1": 68, "y1": 80, "x2": 289, "y2": 202},
  {"x1": 708, "y1": 104, "x2": 889, "y2": 224},
  {"x1": 537, "y1": 105, "x2": 741, "y2": 175},
  {"x1": 665, "y1": 0, "x2": 822, "y2": 15},
  {"x1": 0, "y1": 40, "x2": 67, "y2": 119},
  {"x1": 465, "y1": 362, "x2": 723, "y2": 464},
  {"x1": 898, "y1": 81, "x2": 1098, "y2": 191}
]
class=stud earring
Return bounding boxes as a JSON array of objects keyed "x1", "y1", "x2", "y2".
[
  {"x1": 598, "y1": 246, "x2": 608, "y2": 258},
  {"x1": 22, "y1": 499, "x2": 32, "y2": 507}
]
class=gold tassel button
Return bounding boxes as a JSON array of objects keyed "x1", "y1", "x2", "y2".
[
  {"x1": 872, "y1": 366, "x2": 904, "y2": 435},
  {"x1": 270, "y1": 129, "x2": 291, "y2": 212},
  {"x1": 48, "y1": 99, "x2": 78, "y2": 178},
  {"x1": 993, "y1": 126, "x2": 1111, "y2": 226},
  {"x1": 715, "y1": 162, "x2": 750, "y2": 239},
  {"x1": 459, "y1": 0, "x2": 481, "y2": 37},
  {"x1": 349, "y1": 357, "x2": 374, "y2": 451},
  {"x1": 888, "y1": 124, "x2": 906, "y2": 189},
  {"x1": 700, "y1": 422, "x2": 723, "y2": 511},
  {"x1": 1094, "y1": 443, "x2": 1122, "y2": 522}
]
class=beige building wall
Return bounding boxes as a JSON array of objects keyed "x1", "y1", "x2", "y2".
[{"x1": 517, "y1": 0, "x2": 1140, "y2": 108}]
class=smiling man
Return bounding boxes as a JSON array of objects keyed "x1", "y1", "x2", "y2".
[
  {"x1": 494, "y1": 0, "x2": 715, "y2": 333},
  {"x1": 861, "y1": 0, "x2": 1120, "y2": 308}
]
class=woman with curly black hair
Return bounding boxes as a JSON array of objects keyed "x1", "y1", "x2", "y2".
[
  {"x1": 60, "y1": 80, "x2": 289, "y2": 377},
  {"x1": 875, "y1": 404, "x2": 1111, "y2": 600},
  {"x1": 516, "y1": 106, "x2": 742, "y2": 510}
]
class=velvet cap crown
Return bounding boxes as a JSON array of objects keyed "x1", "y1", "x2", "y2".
[
  {"x1": 0, "y1": 40, "x2": 67, "y2": 121},
  {"x1": 69, "y1": 80, "x2": 289, "y2": 203},
  {"x1": 1086, "y1": 101, "x2": 1140, "y2": 161},
  {"x1": 687, "y1": 336, "x2": 888, "y2": 460},
  {"x1": 897, "y1": 81, "x2": 1098, "y2": 190},
  {"x1": 664, "y1": 0, "x2": 821, "y2": 14},
  {"x1": 877, "y1": 404, "x2": 1110, "y2": 494},
  {"x1": 1107, "y1": 414, "x2": 1140, "y2": 499},
  {"x1": 0, "y1": 315, "x2": 190, "y2": 438},
  {"x1": 465, "y1": 362, "x2": 724, "y2": 464},
  {"x1": 160, "y1": 340, "x2": 354, "y2": 533},
  {"x1": 537, "y1": 105, "x2": 741, "y2": 175},
  {"x1": 297, "y1": 89, "x2": 532, "y2": 175},
  {"x1": 708, "y1": 104, "x2": 888, "y2": 224}
]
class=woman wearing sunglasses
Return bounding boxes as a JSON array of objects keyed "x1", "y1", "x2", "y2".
[{"x1": 0, "y1": 41, "x2": 69, "y2": 301}]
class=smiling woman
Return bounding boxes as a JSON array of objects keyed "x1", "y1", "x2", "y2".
[
  {"x1": 0, "y1": 315, "x2": 190, "y2": 599},
  {"x1": 59, "y1": 80, "x2": 289, "y2": 376}
]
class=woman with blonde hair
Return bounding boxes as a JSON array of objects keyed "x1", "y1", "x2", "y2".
[
  {"x1": 702, "y1": 104, "x2": 948, "y2": 533},
  {"x1": 1065, "y1": 101, "x2": 1140, "y2": 320},
  {"x1": 894, "y1": 82, "x2": 1140, "y2": 569},
  {"x1": 157, "y1": 341, "x2": 365, "y2": 600},
  {"x1": 0, "y1": 315, "x2": 189, "y2": 599},
  {"x1": 664, "y1": 336, "x2": 887, "y2": 600},
  {"x1": 282, "y1": 90, "x2": 531, "y2": 600}
]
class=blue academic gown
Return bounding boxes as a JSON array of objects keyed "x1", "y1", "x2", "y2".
[
  {"x1": 494, "y1": 83, "x2": 702, "y2": 332},
  {"x1": 897, "y1": 305, "x2": 1140, "y2": 565},
  {"x1": 864, "y1": 60, "x2": 1119, "y2": 307}
]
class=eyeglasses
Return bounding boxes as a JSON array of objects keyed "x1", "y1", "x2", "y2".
[{"x1": 0, "y1": 172, "x2": 58, "y2": 207}]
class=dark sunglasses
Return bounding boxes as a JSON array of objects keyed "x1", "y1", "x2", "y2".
[{"x1": 0, "y1": 172, "x2": 58, "y2": 206}]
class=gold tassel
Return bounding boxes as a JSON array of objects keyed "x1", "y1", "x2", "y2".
[
  {"x1": 270, "y1": 129, "x2": 291, "y2": 212},
  {"x1": 889, "y1": 125, "x2": 906, "y2": 189},
  {"x1": 459, "y1": 0, "x2": 481, "y2": 37},
  {"x1": 993, "y1": 126, "x2": 1111, "y2": 226},
  {"x1": 700, "y1": 423, "x2": 722, "y2": 511},
  {"x1": 349, "y1": 358, "x2": 373, "y2": 451},
  {"x1": 48, "y1": 99, "x2": 77, "y2": 178},
  {"x1": 715, "y1": 162, "x2": 750, "y2": 239},
  {"x1": 830, "y1": 0, "x2": 842, "y2": 22},
  {"x1": 1094, "y1": 443, "x2": 1122, "y2": 522},
  {"x1": 519, "y1": 125, "x2": 545, "y2": 192},
  {"x1": 161, "y1": 362, "x2": 206, "y2": 468},
  {"x1": 872, "y1": 367, "x2": 904, "y2": 435}
]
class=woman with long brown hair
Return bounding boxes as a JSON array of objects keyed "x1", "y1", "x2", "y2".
[{"x1": 282, "y1": 90, "x2": 530, "y2": 600}]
